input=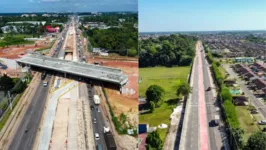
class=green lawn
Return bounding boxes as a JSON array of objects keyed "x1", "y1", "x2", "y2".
[
  {"x1": 139, "y1": 66, "x2": 191, "y2": 143},
  {"x1": 236, "y1": 106, "x2": 260, "y2": 142},
  {"x1": 139, "y1": 66, "x2": 190, "y2": 100}
]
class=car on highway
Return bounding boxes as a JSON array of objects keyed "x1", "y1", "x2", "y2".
[
  {"x1": 258, "y1": 120, "x2": 266, "y2": 125},
  {"x1": 93, "y1": 118, "x2": 97, "y2": 123},
  {"x1": 95, "y1": 133, "x2": 100, "y2": 140},
  {"x1": 206, "y1": 87, "x2": 212, "y2": 91},
  {"x1": 97, "y1": 108, "x2": 101, "y2": 112},
  {"x1": 97, "y1": 144, "x2": 103, "y2": 150}
]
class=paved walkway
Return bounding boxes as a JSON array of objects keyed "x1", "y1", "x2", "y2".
[{"x1": 38, "y1": 81, "x2": 78, "y2": 150}]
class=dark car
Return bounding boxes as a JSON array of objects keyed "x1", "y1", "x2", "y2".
[
  {"x1": 250, "y1": 110, "x2": 259, "y2": 114},
  {"x1": 206, "y1": 87, "x2": 211, "y2": 91},
  {"x1": 90, "y1": 105, "x2": 94, "y2": 110}
]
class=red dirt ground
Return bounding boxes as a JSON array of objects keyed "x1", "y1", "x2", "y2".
[
  {"x1": 0, "y1": 41, "x2": 51, "y2": 59},
  {"x1": 88, "y1": 57, "x2": 138, "y2": 125}
]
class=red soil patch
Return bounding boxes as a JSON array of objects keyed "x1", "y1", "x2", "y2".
[
  {"x1": 0, "y1": 41, "x2": 50, "y2": 59},
  {"x1": 89, "y1": 57, "x2": 138, "y2": 124}
]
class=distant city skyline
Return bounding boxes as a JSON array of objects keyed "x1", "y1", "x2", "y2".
[
  {"x1": 139, "y1": 0, "x2": 266, "y2": 32},
  {"x1": 0, "y1": 0, "x2": 137, "y2": 13}
]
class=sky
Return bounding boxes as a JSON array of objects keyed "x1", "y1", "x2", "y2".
[
  {"x1": 139, "y1": 0, "x2": 266, "y2": 32},
  {"x1": 0, "y1": 0, "x2": 137, "y2": 13}
]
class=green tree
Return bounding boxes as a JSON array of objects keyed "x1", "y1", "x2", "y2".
[
  {"x1": 176, "y1": 82, "x2": 192, "y2": 97},
  {"x1": 127, "y1": 48, "x2": 137, "y2": 57},
  {"x1": 0, "y1": 74, "x2": 15, "y2": 93},
  {"x1": 244, "y1": 131, "x2": 266, "y2": 150},
  {"x1": 146, "y1": 130, "x2": 163, "y2": 150},
  {"x1": 149, "y1": 101, "x2": 155, "y2": 113},
  {"x1": 145, "y1": 85, "x2": 165, "y2": 107}
]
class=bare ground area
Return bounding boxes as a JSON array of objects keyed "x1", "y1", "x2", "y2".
[
  {"x1": 89, "y1": 58, "x2": 138, "y2": 125},
  {"x1": 0, "y1": 38, "x2": 53, "y2": 59},
  {"x1": 50, "y1": 98, "x2": 70, "y2": 150}
]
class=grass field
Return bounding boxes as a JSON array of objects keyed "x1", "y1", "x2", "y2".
[
  {"x1": 139, "y1": 66, "x2": 190, "y2": 100},
  {"x1": 236, "y1": 106, "x2": 260, "y2": 142},
  {"x1": 139, "y1": 66, "x2": 191, "y2": 143}
]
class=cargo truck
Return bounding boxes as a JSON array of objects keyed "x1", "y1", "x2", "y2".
[
  {"x1": 94, "y1": 95, "x2": 100, "y2": 105},
  {"x1": 103, "y1": 131, "x2": 117, "y2": 150}
]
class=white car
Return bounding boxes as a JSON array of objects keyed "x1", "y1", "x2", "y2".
[
  {"x1": 95, "y1": 133, "x2": 100, "y2": 140},
  {"x1": 258, "y1": 120, "x2": 266, "y2": 125}
]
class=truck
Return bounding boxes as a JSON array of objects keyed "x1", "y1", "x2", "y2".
[
  {"x1": 214, "y1": 115, "x2": 220, "y2": 126},
  {"x1": 103, "y1": 131, "x2": 117, "y2": 150},
  {"x1": 93, "y1": 95, "x2": 100, "y2": 105}
]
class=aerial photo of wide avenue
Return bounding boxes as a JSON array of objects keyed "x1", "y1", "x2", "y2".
[{"x1": 0, "y1": 0, "x2": 266, "y2": 150}]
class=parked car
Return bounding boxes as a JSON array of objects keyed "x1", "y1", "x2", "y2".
[
  {"x1": 262, "y1": 127, "x2": 266, "y2": 132},
  {"x1": 250, "y1": 110, "x2": 258, "y2": 114},
  {"x1": 258, "y1": 120, "x2": 266, "y2": 125}
]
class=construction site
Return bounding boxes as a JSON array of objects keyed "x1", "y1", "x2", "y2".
[{"x1": 0, "y1": 16, "x2": 137, "y2": 150}]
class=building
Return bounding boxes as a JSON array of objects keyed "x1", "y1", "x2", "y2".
[
  {"x1": 233, "y1": 57, "x2": 255, "y2": 63},
  {"x1": 45, "y1": 26, "x2": 60, "y2": 33}
]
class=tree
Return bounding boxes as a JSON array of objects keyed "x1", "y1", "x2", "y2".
[
  {"x1": 176, "y1": 82, "x2": 192, "y2": 97},
  {"x1": 244, "y1": 132, "x2": 266, "y2": 150},
  {"x1": 146, "y1": 130, "x2": 163, "y2": 150},
  {"x1": 149, "y1": 101, "x2": 155, "y2": 113},
  {"x1": 145, "y1": 85, "x2": 165, "y2": 107},
  {"x1": 0, "y1": 74, "x2": 15, "y2": 94}
]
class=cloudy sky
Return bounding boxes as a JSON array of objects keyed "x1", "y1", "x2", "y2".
[{"x1": 0, "y1": 0, "x2": 137, "y2": 12}]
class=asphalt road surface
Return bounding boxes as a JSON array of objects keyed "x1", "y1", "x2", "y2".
[
  {"x1": 87, "y1": 84, "x2": 108, "y2": 150},
  {"x1": 200, "y1": 45, "x2": 222, "y2": 150},
  {"x1": 9, "y1": 79, "x2": 50, "y2": 150},
  {"x1": 185, "y1": 48, "x2": 199, "y2": 150}
]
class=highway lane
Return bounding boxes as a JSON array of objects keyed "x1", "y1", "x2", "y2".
[
  {"x1": 200, "y1": 45, "x2": 220, "y2": 150},
  {"x1": 9, "y1": 79, "x2": 50, "y2": 150},
  {"x1": 87, "y1": 85, "x2": 108, "y2": 150},
  {"x1": 185, "y1": 49, "x2": 199, "y2": 150},
  {"x1": 9, "y1": 21, "x2": 70, "y2": 150}
]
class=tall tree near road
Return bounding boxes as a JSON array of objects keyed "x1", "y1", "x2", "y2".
[
  {"x1": 145, "y1": 85, "x2": 165, "y2": 107},
  {"x1": 146, "y1": 130, "x2": 163, "y2": 150},
  {"x1": 244, "y1": 131, "x2": 266, "y2": 150},
  {"x1": 176, "y1": 82, "x2": 192, "y2": 97}
]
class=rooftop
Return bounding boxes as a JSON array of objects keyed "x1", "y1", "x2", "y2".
[{"x1": 16, "y1": 54, "x2": 128, "y2": 86}]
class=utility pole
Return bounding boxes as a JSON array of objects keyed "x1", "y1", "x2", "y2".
[{"x1": 8, "y1": 91, "x2": 12, "y2": 110}]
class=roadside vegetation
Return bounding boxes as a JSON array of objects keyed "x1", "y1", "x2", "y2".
[
  {"x1": 0, "y1": 34, "x2": 34, "y2": 47},
  {"x1": 0, "y1": 73, "x2": 32, "y2": 132},
  {"x1": 80, "y1": 13, "x2": 138, "y2": 57},
  {"x1": 204, "y1": 43, "x2": 265, "y2": 149},
  {"x1": 139, "y1": 34, "x2": 196, "y2": 149}
]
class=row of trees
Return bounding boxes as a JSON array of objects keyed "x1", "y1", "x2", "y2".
[
  {"x1": 139, "y1": 34, "x2": 197, "y2": 67},
  {"x1": 0, "y1": 15, "x2": 68, "y2": 27},
  {"x1": 82, "y1": 19, "x2": 138, "y2": 57},
  {"x1": 80, "y1": 13, "x2": 137, "y2": 26},
  {"x1": 204, "y1": 43, "x2": 266, "y2": 149}
]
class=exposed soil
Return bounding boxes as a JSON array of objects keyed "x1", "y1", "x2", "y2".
[
  {"x1": 88, "y1": 58, "x2": 138, "y2": 126},
  {"x1": 0, "y1": 39, "x2": 52, "y2": 59}
]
